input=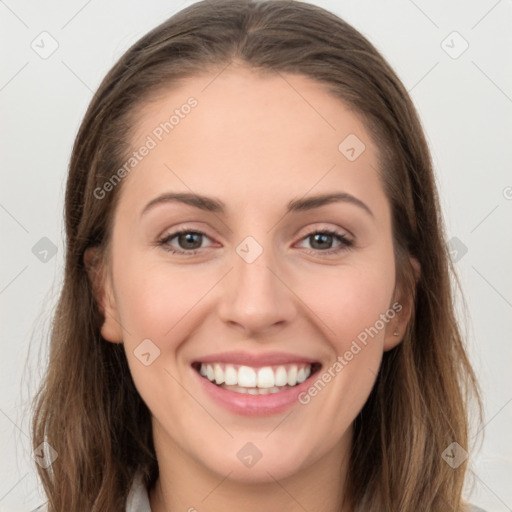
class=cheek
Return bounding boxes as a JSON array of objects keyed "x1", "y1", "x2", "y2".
[
  {"x1": 301, "y1": 262, "x2": 396, "y2": 341},
  {"x1": 113, "y1": 252, "x2": 208, "y2": 338},
  {"x1": 114, "y1": 257, "x2": 204, "y2": 420},
  {"x1": 296, "y1": 269, "x2": 393, "y2": 431}
]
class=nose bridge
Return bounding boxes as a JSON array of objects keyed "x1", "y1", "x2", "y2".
[{"x1": 217, "y1": 233, "x2": 297, "y2": 333}]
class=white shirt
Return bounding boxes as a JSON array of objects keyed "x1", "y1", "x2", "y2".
[{"x1": 125, "y1": 471, "x2": 152, "y2": 511}]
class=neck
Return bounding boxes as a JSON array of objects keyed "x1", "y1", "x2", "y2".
[{"x1": 149, "y1": 421, "x2": 353, "y2": 512}]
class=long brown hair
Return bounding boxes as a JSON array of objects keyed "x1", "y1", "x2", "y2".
[{"x1": 30, "y1": 0, "x2": 482, "y2": 510}]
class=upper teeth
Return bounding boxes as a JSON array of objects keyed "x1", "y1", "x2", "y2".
[{"x1": 199, "y1": 363, "x2": 312, "y2": 388}]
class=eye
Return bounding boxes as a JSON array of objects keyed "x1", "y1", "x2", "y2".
[
  {"x1": 157, "y1": 229, "x2": 212, "y2": 255},
  {"x1": 296, "y1": 229, "x2": 353, "y2": 256},
  {"x1": 156, "y1": 227, "x2": 353, "y2": 256}
]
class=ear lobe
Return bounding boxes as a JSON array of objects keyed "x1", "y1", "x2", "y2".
[
  {"x1": 84, "y1": 247, "x2": 124, "y2": 344},
  {"x1": 383, "y1": 256, "x2": 421, "y2": 351}
]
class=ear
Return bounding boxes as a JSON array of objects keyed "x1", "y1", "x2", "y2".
[
  {"x1": 84, "y1": 247, "x2": 124, "y2": 344},
  {"x1": 383, "y1": 256, "x2": 421, "y2": 351}
]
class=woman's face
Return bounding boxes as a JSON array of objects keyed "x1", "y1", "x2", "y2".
[{"x1": 95, "y1": 66, "x2": 414, "y2": 483}]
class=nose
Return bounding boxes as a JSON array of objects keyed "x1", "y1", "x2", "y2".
[{"x1": 217, "y1": 239, "x2": 298, "y2": 337}]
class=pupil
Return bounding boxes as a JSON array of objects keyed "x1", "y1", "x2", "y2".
[
  {"x1": 312, "y1": 233, "x2": 332, "y2": 249},
  {"x1": 180, "y1": 232, "x2": 201, "y2": 249}
]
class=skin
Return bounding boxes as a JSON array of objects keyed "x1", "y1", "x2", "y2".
[{"x1": 87, "y1": 64, "x2": 419, "y2": 512}]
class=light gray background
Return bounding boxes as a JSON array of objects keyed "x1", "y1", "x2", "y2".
[{"x1": 1, "y1": 1, "x2": 511, "y2": 511}]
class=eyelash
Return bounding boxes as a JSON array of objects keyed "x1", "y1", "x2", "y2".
[{"x1": 156, "y1": 228, "x2": 353, "y2": 256}]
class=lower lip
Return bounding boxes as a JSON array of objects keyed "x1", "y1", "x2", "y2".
[{"x1": 192, "y1": 366, "x2": 319, "y2": 416}]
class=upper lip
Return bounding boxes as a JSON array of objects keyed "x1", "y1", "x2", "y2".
[{"x1": 192, "y1": 351, "x2": 321, "y2": 368}]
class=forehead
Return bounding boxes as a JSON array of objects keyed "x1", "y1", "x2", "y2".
[{"x1": 118, "y1": 66, "x2": 387, "y2": 221}]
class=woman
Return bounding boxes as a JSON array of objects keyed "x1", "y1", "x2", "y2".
[{"x1": 30, "y1": 0, "x2": 484, "y2": 510}]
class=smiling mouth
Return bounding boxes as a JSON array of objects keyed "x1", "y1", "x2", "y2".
[{"x1": 191, "y1": 361, "x2": 322, "y2": 395}]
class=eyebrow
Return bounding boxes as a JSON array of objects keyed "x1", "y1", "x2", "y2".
[{"x1": 140, "y1": 191, "x2": 374, "y2": 218}]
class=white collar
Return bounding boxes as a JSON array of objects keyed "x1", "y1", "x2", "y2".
[{"x1": 126, "y1": 471, "x2": 152, "y2": 512}]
